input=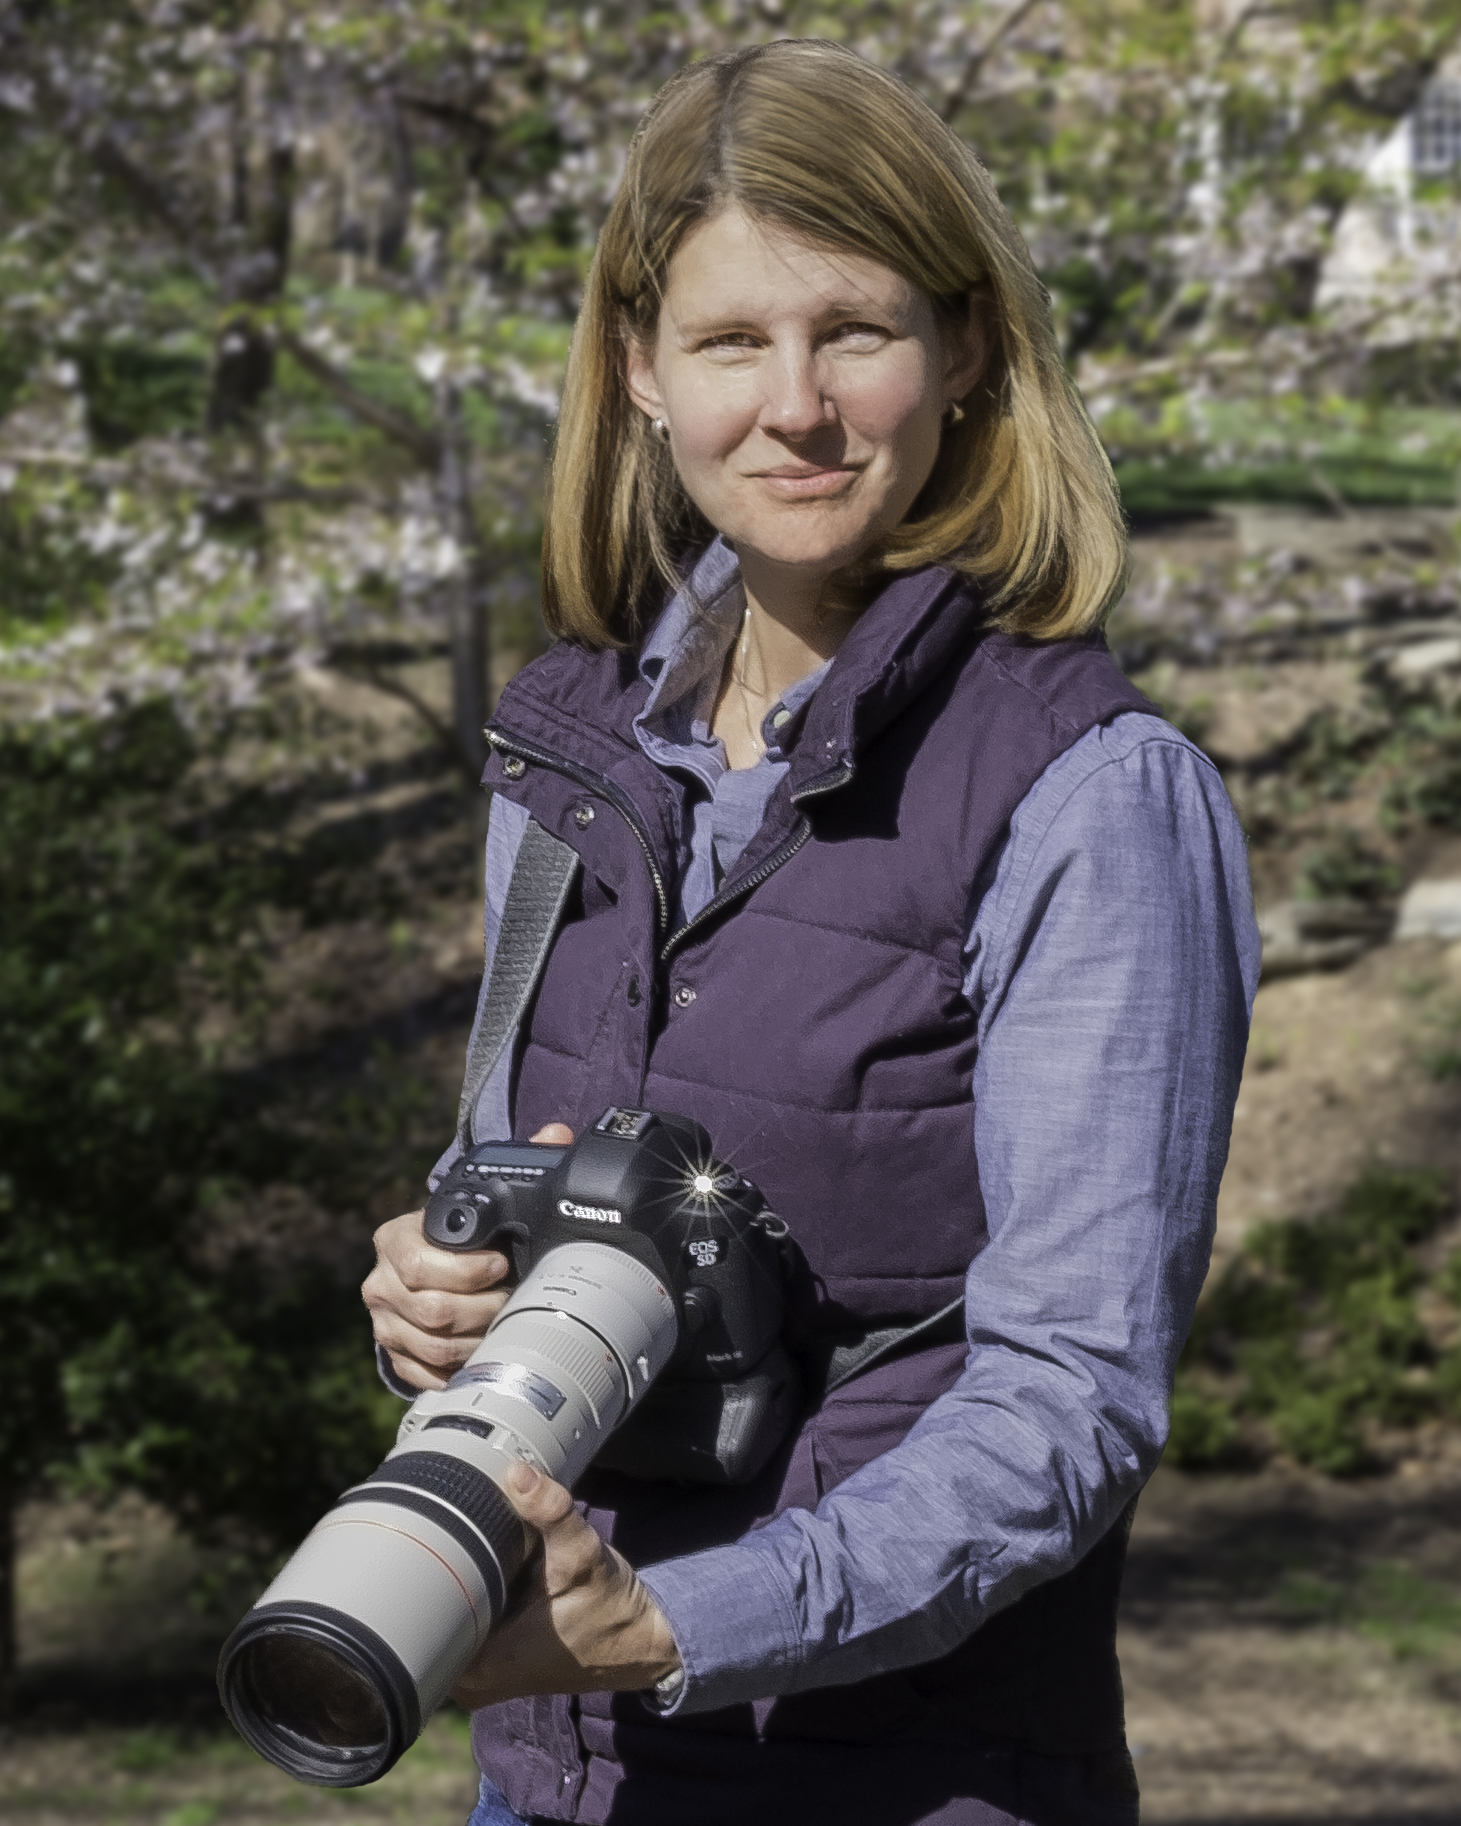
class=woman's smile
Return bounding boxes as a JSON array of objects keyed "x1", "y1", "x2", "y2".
[{"x1": 750, "y1": 461, "x2": 864, "y2": 499}]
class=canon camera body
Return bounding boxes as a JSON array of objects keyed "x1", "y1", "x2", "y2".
[{"x1": 421, "y1": 1105, "x2": 797, "y2": 1481}]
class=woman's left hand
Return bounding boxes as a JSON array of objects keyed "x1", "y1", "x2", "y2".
[{"x1": 451, "y1": 1460, "x2": 681, "y2": 1707}]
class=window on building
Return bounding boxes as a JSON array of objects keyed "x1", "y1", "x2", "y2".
[{"x1": 1411, "y1": 78, "x2": 1461, "y2": 174}]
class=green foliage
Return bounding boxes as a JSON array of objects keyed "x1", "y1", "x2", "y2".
[
  {"x1": 1297, "y1": 829, "x2": 1401, "y2": 903},
  {"x1": 115, "y1": 1733, "x2": 178, "y2": 1774},
  {"x1": 0, "y1": 703, "x2": 414, "y2": 1548},
  {"x1": 1116, "y1": 451, "x2": 1461, "y2": 516},
  {"x1": 75, "y1": 343, "x2": 208, "y2": 451},
  {"x1": 0, "y1": 473, "x2": 123, "y2": 637},
  {"x1": 1166, "y1": 1386, "x2": 1242, "y2": 1469},
  {"x1": 1171, "y1": 1169, "x2": 1457, "y2": 1476},
  {"x1": 1279, "y1": 1558, "x2": 1461, "y2": 1664},
  {"x1": 0, "y1": 334, "x2": 31, "y2": 421},
  {"x1": 1390, "y1": 748, "x2": 1461, "y2": 833}
]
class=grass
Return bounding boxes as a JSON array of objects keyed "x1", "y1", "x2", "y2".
[
  {"x1": 1116, "y1": 452, "x2": 1461, "y2": 516},
  {"x1": 1112, "y1": 400, "x2": 1461, "y2": 516},
  {"x1": 1278, "y1": 1560, "x2": 1461, "y2": 1679},
  {"x1": 1, "y1": 1713, "x2": 480, "y2": 1824},
  {"x1": 12, "y1": 1494, "x2": 483, "y2": 1825}
]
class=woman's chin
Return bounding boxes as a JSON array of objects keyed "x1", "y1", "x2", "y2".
[{"x1": 730, "y1": 518, "x2": 886, "y2": 582}]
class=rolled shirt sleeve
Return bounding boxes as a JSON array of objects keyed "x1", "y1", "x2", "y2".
[{"x1": 637, "y1": 714, "x2": 1261, "y2": 1713}]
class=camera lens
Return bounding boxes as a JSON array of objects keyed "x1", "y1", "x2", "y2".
[
  {"x1": 219, "y1": 1604, "x2": 417, "y2": 1787},
  {"x1": 219, "y1": 1239, "x2": 681, "y2": 1787}
]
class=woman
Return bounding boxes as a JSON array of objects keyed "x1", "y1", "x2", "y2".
[{"x1": 364, "y1": 39, "x2": 1258, "y2": 1826}]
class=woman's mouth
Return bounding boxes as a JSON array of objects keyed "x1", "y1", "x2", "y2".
[{"x1": 753, "y1": 465, "x2": 861, "y2": 500}]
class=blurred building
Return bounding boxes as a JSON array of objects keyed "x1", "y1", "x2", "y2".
[{"x1": 1318, "y1": 61, "x2": 1461, "y2": 345}]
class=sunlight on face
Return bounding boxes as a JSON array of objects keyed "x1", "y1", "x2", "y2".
[{"x1": 625, "y1": 206, "x2": 978, "y2": 586}]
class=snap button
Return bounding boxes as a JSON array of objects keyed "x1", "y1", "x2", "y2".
[
  {"x1": 627, "y1": 976, "x2": 642, "y2": 1007},
  {"x1": 501, "y1": 755, "x2": 526, "y2": 779},
  {"x1": 772, "y1": 708, "x2": 791, "y2": 730},
  {"x1": 673, "y1": 985, "x2": 696, "y2": 1009},
  {"x1": 574, "y1": 803, "x2": 595, "y2": 829}
]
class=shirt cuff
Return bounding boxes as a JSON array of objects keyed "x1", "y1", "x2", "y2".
[
  {"x1": 637, "y1": 1530, "x2": 805, "y2": 1715},
  {"x1": 375, "y1": 1342, "x2": 417, "y2": 1401}
]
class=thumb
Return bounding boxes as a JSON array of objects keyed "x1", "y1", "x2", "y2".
[
  {"x1": 502, "y1": 1459, "x2": 575, "y2": 1531},
  {"x1": 530, "y1": 1122, "x2": 575, "y2": 1145}
]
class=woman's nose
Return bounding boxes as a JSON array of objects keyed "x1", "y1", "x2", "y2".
[{"x1": 759, "y1": 346, "x2": 833, "y2": 439}]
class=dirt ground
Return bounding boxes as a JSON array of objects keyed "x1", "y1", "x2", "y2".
[
  {"x1": 1121, "y1": 1461, "x2": 1461, "y2": 1824},
  {"x1": 1216, "y1": 936, "x2": 1461, "y2": 1276},
  {"x1": 8, "y1": 514, "x2": 1461, "y2": 1822}
]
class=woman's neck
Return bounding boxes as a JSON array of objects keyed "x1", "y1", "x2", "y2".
[
  {"x1": 710, "y1": 547, "x2": 861, "y2": 770},
  {"x1": 734, "y1": 551, "x2": 854, "y2": 704}
]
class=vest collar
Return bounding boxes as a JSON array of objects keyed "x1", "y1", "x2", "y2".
[{"x1": 784, "y1": 564, "x2": 982, "y2": 799}]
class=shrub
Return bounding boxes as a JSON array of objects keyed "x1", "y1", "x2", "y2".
[
  {"x1": 1170, "y1": 1168, "x2": 1454, "y2": 1474},
  {"x1": 1296, "y1": 829, "x2": 1400, "y2": 903}
]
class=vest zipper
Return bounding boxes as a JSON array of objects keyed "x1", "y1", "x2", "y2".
[
  {"x1": 484, "y1": 726, "x2": 670, "y2": 936},
  {"x1": 658, "y1": 761, "x2": 854, "y2": 964}
]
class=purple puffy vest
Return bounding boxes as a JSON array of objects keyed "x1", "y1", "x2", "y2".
[{"x1": 472, "y1": 567, "x2": 1153, "y2": 1823}]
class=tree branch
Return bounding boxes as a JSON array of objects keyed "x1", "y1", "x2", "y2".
[
  {"x1": 940, "y1": 0, "x2": 1043, "y2": 123},
  {"x1": 332, "y1": 651, "x2": 470, "y2": 779},
  {"x1": 276, "y1": 329, "x2": 440, "y2": 466}
]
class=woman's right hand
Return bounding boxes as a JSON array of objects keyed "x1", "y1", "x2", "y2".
[{"x1": 362, "y1": 1122, "x2": 574, "y2": 1391}]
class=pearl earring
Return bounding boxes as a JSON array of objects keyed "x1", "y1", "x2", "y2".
[
  {"x1": 944, "y1": 400, "x2": 965, "y2": 426},
  {"x1": 651, "y1": 416, "x2": 670, "y2": 443}
]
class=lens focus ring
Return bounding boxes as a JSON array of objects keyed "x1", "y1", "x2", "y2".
[{"x1": 339, "y1": 1452, "x2": 526, "y2": 1612}]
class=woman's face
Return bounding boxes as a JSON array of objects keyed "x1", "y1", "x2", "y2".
[{"x1": 625, "y1": 205, "x2": 985, "y2": 589}]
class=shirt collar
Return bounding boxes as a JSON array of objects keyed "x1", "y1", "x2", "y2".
[{"x1": 635, "y1": 539, "x2": 830, "y2": 770}]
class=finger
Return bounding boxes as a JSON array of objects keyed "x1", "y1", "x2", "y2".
[
  {"x1": 370, "y1": 1218, "x2": 510, "y2": 1301},
  {"x1": 530, "y1": 1123, "x2": 575, "y2": 1145},
  {"x1": 375, "y1": 1215, "x2": 512, "y2": 1296},
  {"x1": 502, "y1": 1461, "x2": 576, "y2": 1531},
  {"x1": 397, "y1": 1241, "x2": 512, "y2": 1297},
  {"x1": 378, "y1": 1350, "x2": 447, "y2": 1394},
  {"x1": 363, "y1": 1256, "x2": 509, "y2": 1337},
  {"x1": 500, "y1": 1465, "x2": 614, "y2": 1596},
  {"x1": 367, "y1": 1296, "x2": 509, "y2": 1373}
]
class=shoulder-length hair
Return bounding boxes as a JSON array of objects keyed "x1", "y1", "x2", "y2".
[{"x1": 544, "y1": 38, "x2": 1127, "y2": 648}]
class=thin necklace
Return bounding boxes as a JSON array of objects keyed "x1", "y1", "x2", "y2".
[{"x1": 732, "y1": 605, "x2": 765, "y2": 758}]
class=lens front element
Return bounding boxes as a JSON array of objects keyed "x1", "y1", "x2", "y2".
[{"x1": 218, "y1": 1603, "x2": 418, "y2": 1787}]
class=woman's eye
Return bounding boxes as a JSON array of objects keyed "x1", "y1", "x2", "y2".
[
  {"x1": 700, "y1": 331, "x2": 759, "y2": 352},
  {"x1": 829, "y1": 322, "x2": 889, "y2": 348}
]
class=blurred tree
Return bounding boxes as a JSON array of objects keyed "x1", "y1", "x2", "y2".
[
  {"x1": 0, "y1": 703, "x2": 413, "y2": 1718},
  {"x1": 2, "y1": 1, "x2": 1458, "y2": 736}
]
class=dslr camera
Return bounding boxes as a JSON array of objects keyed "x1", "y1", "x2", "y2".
[{"x1": 218, "y1": 1107, "x2": 798, "y2": 1788}]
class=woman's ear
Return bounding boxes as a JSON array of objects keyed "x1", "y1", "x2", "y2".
[
  {"x1": 623, "y1": 336, "x2": 666, "y2": 425},
  {"x1": 943, "y1": 287, "x2": 991, "y2": 407}
]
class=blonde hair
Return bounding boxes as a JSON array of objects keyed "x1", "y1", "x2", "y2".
[{"x1": 544, "y1": 39, "x2": 1127, "y2": 648}]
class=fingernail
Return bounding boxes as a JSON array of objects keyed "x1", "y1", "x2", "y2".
[{"x1": 507, "y1": 1460, "x2": 539, "y2": 1494}]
